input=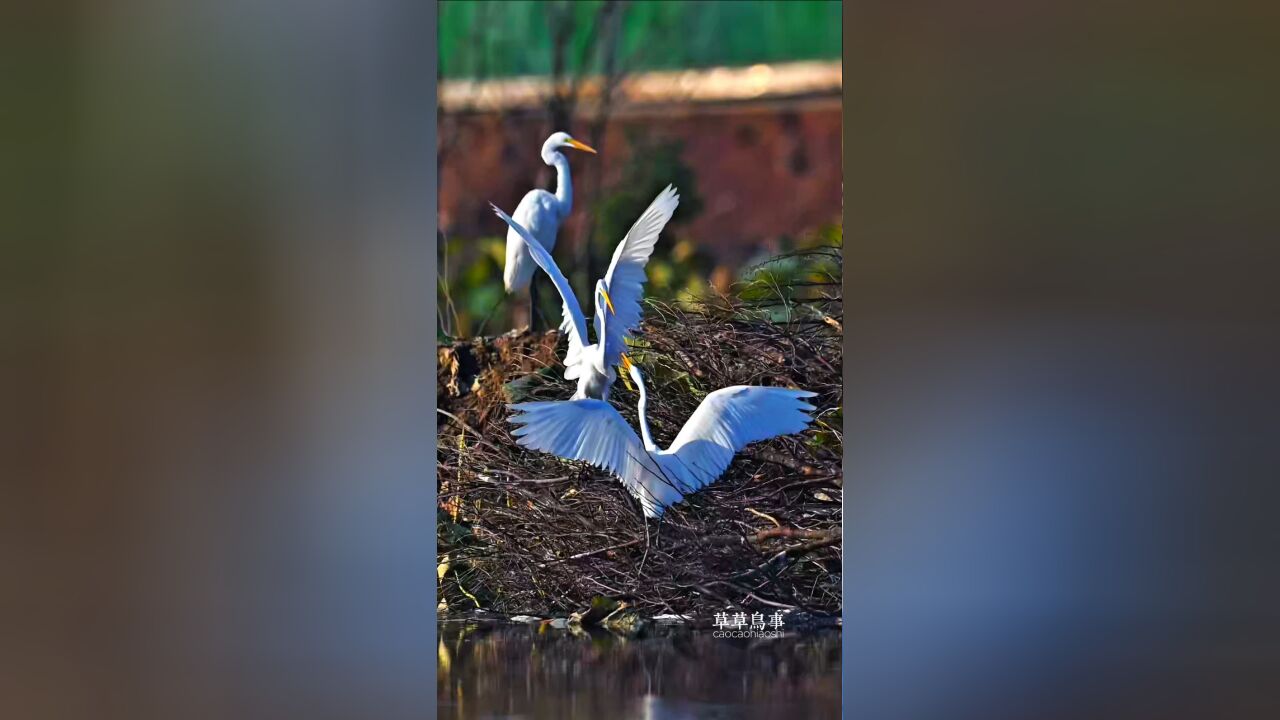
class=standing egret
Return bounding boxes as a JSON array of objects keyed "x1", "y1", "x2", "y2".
[
  {"x1": 508, "y1": 356, "x2": 817, "y2": 518},
  {"x1": 504, "y1": 132, "x2": 597, "y2": 329},
  {"x1": 491, "y1": 185, "x2": 679, "y2": 401}
]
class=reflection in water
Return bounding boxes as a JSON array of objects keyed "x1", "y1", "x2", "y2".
[{"x1": 438, "y1": 621, "x2": 840, "y2": 719}]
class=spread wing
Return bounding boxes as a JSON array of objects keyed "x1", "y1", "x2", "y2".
[
  {"x1": 664, "y1": 387, "x2": 817, "y2": 492},
  {"x1": 508, "y1": 400, "x2": 674, "y2": 517},
  {"x1": 593, "y1": 185, "x2": 680, "y2": 368},
  {"x1": 492, "y1": 203, "x2": 588, "y2": 363}
]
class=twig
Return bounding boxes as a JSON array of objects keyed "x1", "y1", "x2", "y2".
[
  {"x1": 729, "y1": 532, "x2": 842, "y2": 583},
  {"x1": 537, "y1": 537, "x2": 644, "y2": 568},
  {"x1": 436, "y1": 408, "x2": 482, "y2": 439},
  {"x1": 746, "y1": 507, "x2": 781, "y2": 527},
  {"x1": 742, "y1": 593, "x2": 798, "y2": 610}
]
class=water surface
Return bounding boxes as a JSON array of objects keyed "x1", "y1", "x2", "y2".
[{"x1": 438, "y1": 620, "x2": 841, "y2": 719}]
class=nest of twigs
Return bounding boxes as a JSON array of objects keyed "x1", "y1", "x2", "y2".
[{"x1": 437, "y1": 246, "x2": 842, "y2": 621}]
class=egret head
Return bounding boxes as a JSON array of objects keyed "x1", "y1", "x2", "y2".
[
  {"x1": 619, "y1": 353, "x2": 642, "y2": 391},
  {"x1": 542, "y1": 132, "x2": 597, "y2": 164}
]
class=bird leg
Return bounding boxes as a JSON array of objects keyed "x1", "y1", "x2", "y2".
[
  {"x1": 529, "y1": 280, "x2": 542, "y2": 332},
  {"x1": 510, "y1": 287, "x2": 532, "y2": 331}
]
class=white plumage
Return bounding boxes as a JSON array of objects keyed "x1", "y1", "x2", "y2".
[
  {"x1": 502, "y1": 190, "x2": 561, "y2": 292},
  {"x1": 592, "y1": 186, "x2": 679, "y2": 370},
  {"x1": 492, "y1": 185, "x2": 680, "y2": 401},
  {"x1": 508, "y1": 360, "x2": 817, "y2": 518},
  {"x1": 503, "y1": 132, "x2": 596, "y2": 293}
]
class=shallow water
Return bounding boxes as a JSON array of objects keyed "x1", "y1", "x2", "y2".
[{"x1": 437, "y1": 621, "x2": 841, "y2": 719}]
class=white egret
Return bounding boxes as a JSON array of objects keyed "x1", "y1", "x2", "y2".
[
  {"x1": 491, "y1": 185, "x2": 680, "y2": 401},
  {"x1": 503, "y1": 132, "x2": 597, "y2": 327},
  {"x1": 508, "y1": 356, "x2": 817, "y2": 518}
]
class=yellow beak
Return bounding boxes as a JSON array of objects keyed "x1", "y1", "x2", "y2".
[
  {"x1": 619, "y1": 353, "x2": 635, "y2": 391},
  {"x1": 600, "y1": 287, "x2": 617, "y2": 315},
  {"x1": 565, "y1": 137, "x2": 598, "y2": 154}
]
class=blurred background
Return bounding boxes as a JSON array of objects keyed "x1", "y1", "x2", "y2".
[
  {"x1": 436, "y1": 0, "x2": 842, "y2": 336},
  {"x1": 844, "y1": 2, "x2": 1280, "y2": 718},
  {"x1": 5, "y1": 0, "x2": 1280, "y2": 719},
  {"x1": 3, "y1": 2, "x2": 438, "y2": 718}
]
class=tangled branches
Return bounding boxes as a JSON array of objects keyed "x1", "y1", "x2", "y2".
[{"x1": 437, "y1": 246, "x2": 842, "y2": 620}]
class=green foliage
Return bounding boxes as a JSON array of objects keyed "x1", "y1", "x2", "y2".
[
  {"x1": 438, "y1": 234, "x2": 508, "y2": 338},
  {"x1": 438, "y1": 1, "x2": 843, "y2": 80},
  {"x1": 737, "y1": 224, "x2": 842, "y2": 323},
  {"x1": 592, "y1": 134, "x2": 712, "y2": 299},
  {"x1": 596, "y1": 138, "x2": 703, "y2": 243}
]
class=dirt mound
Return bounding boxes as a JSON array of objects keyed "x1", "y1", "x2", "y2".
[{"x1": 437, "y1": 248, "x2": 842, "y2": 623}]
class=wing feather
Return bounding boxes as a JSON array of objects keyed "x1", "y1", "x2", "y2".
[
  {"x1": 592, "y1": 185, "x2": 680, "y2": 368},
  {"x1": 492, "y1": 203, "x2": 589, "y2": 361},
  {"x1": 508, "y1": 400, "x2": 674, "y2": 517},
  {"x1": 664, "y1": 387, "x2": 817, "y2": 492}
]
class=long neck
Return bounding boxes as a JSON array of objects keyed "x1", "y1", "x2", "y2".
[
  {"x1": 551, "y1": 153, "x2": 572, "y2": 216},
  {"x1": 635, "y1": 375, "x2": 656, "y2": 452},
  {"x1": 594, "y1": 289, "x2": 608, "y2": 371}
]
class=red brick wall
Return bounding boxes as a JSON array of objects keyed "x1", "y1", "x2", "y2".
[{"x1": 438, "y1": 97, "x2": 842, "y2": 268}]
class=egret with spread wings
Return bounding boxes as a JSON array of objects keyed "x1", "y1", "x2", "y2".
[
  {"x1": 508, "y1": 356, "x2": 817, "y2": 518},
  {"x1": 503, "y1": 132, "x2": 597, "y2": 328},
  {"x1": 491, "y1": 185, "x2": 679, "y2": 401}
]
